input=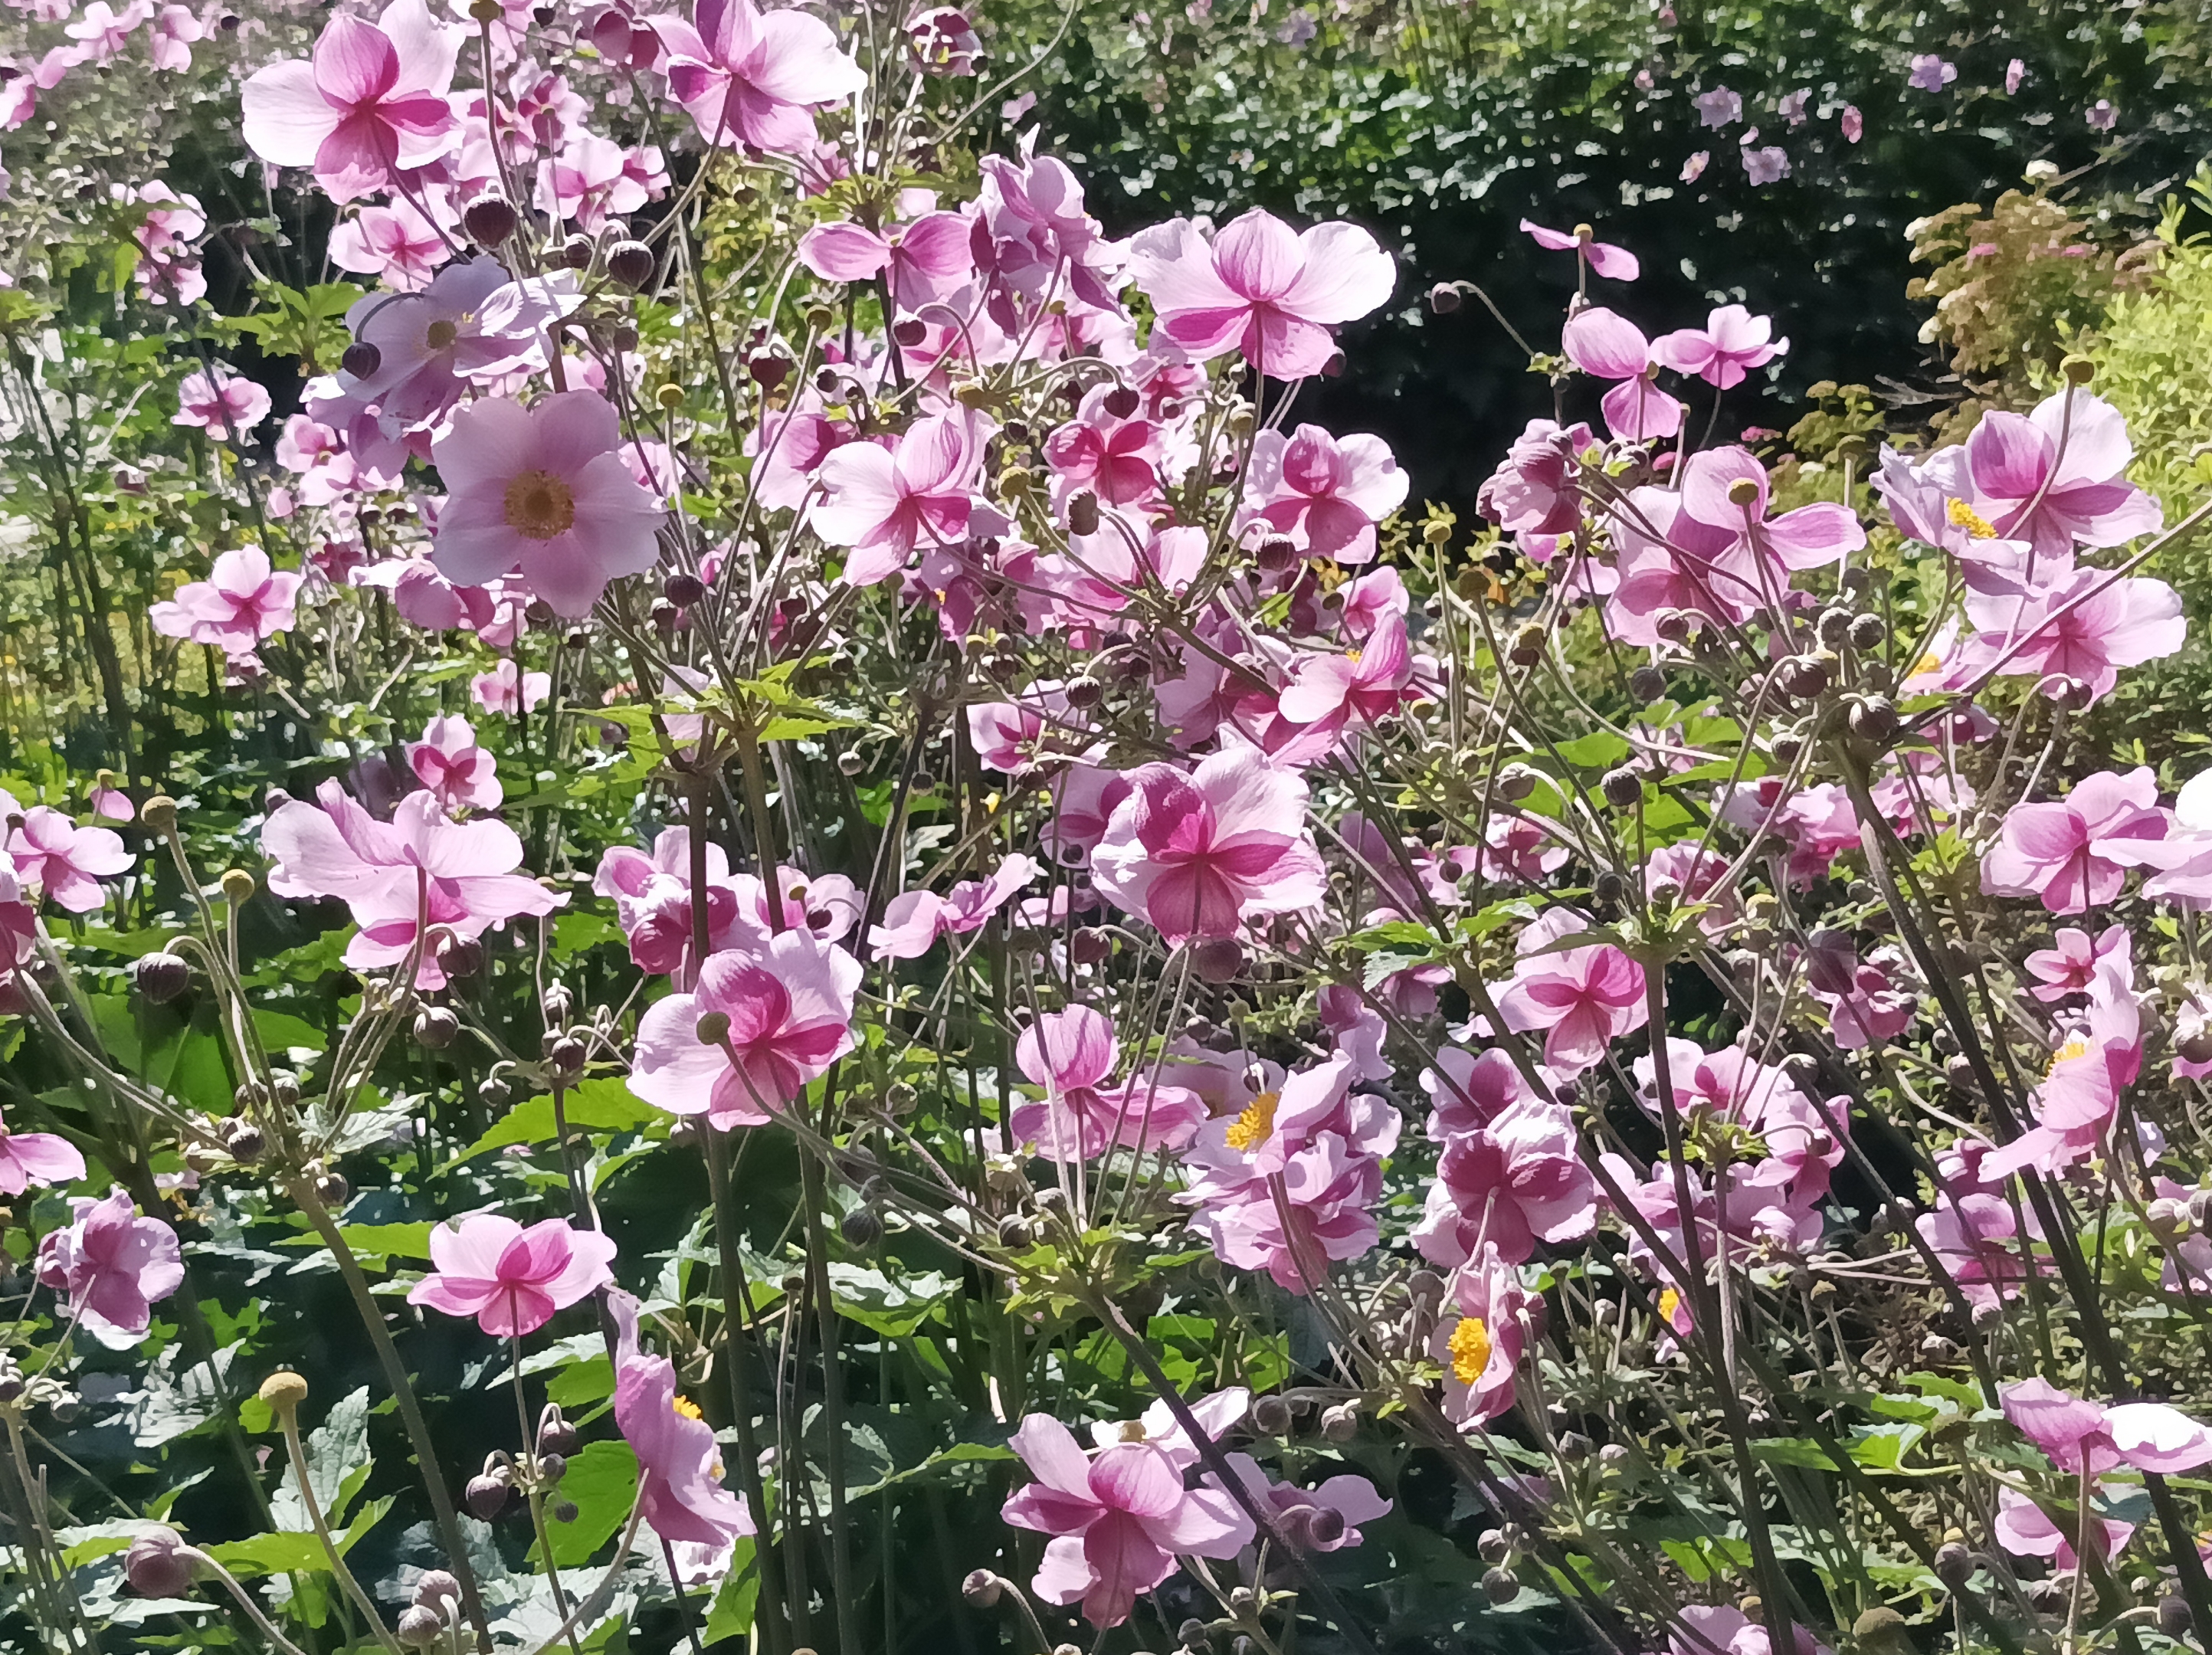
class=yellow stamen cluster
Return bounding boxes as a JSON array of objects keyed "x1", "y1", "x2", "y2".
[
  {"x1": 1448, "y1": 1316, "x2": 1493, "y2": 1385},
  {"x1": 1224, "y1": 1091, "x2": 1280, "y2": 1152},
  {"x1": 1946, "y1": 496, "x2": 1999, "y2": 539},
  {"x1": 672, "y1": 1394, "x2": 705, "y2": 1422}
]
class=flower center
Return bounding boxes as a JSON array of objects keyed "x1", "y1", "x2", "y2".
[
  {"x1": 1448, "y1": 1316, "x2": 1492, "y2": 1385},
  {"x1": 1658, "y1": 1286, "x2": 1683, "y2": 1326},
  {"x1": 425, "y1": 319, "x2": 459, "y2": 350},
  {"x1": 2049, "y1": 1034, "x2": 2092, "y2": 1073},
  {"x1": 672, "y1": 1394, "x2": 704, "y2": 1421},
  {"x1": 1946, "y1": 496, "x2": 1998, "y2": 539},
  {"x1": 503, "y1": 469, "x2": 577, "y2": 540},
  {"x1": 1118, "y1": 1420, "x2": 1148, "y2": 1443},
  {"x1": 1224, "y1": 1090, "x2": 1280, "y2": 1152}
]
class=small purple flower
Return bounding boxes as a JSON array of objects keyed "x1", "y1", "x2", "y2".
[
  {"x1": 1841, "y1": 103, "x2": 1863, "y2": 142},
  {"x1": 1777, "y1": 87, "x2": 1810, "y2": 125},
  {"x1": 2087, "y1": 99, "x2": 2117, "y2": 131},
  {"x1": 1908, "y1": 54, "x2": 1957, "y2": 92},
  {"x1": 1742, "y1": 144, "x2": 1791, "y2": 186},
  {"x1": 1274, "y1": 6, "x2": 1314, "y2": 43},
  {"x1": 2006, "y1": 57, "x2": 2026, "y2": 94},
  {"x1": 1681, "y1": 149, "x2": 1709, "y2": 182},
  {"x1": 1693, "y1": 86, "x2": 1741, "y2": 128}
]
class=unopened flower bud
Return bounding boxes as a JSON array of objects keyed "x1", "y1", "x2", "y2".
[
  {"x1": 559, "y1": 233, "x2": 595, "y2": 270},
  {"x1": 1306, "y1": 1503, "x2": 1347, "y2": 1545},
  {"x1": 221, "y1": 868, "x2": 257, "y2": 903},
  {"x1": 606, "y1": 240, "x2": 654, "y2": 290},
  {"x1": 1319, "y1": 1401, "x2": 1357, "y2": 1442},
  {"x1": 136, "y1": 952, "x2": 191, "y2": 1003},
  {"x1": 1847, "y1": 696, "x2": 1898, "y2": 745},
  {"x1": 316, "y1": 1171, "x2": 349, "y2": 1205},
  {"x1": 415, "y1": 1569, "x2": 460, "y2": 1611},
  {"x1": 1600, "y1": 766, "x2": 1643, "y2": 808},
  {"x1": 1497, "y1": 765, "x2": 1538, "y2": 802},
  {"x1": 223, "y1": 1119, "x2": 265, "y2": 1164},
  {"x1": 478, "y1": 1077, "x2": 512, "y2": 1110},
  {"x1": 1250, "y1": 1394, "x2": 1293, "y2": 1435},
  {"x1": 1847, "y1": 613, "x2": 1886, "y2": 651},
  {"x1": 2052, "y1": 677, "x2": 2095, "y2": 712},
  {"x1": 1629, "y1": 664, "x2": 1666, "y2": 703},
  {"x1": 1070, "y1": 926, "x2": 1113, "y2": 965},
  {"x1": 1653, "y1": 608, "x2": 1693, "y2": 644},
  {"x1": 397, "y1": 1605, "x2": 445, "y2": 1647},
  {"x1": 664, "y1": 572, "x2": 705, "y2": 608},
  {"x1": 341, "y1": 340, "x2": 382, "y2": 380},
  {"x1": 1191, "y1": 936, "x2": 1244, "y2": 983},
  {"x1": 1817, "y1": 608, "x2": 1852, "y2": 647},
  {"x1": 550, "y1": 1498, "x2": 578, "y2": 1524},
  {"x1": 996, "y1": 1214, "x2": 1034, "y2": 1249},
  {"x1": 1483, "y1": 1565, "x2": 1519, "y2": 1604},
  {"x1": 536, "y1": 1406, "x2": 580, "y2": 1460},
  {"x1": 463, "y1": 194, "x2": 517, "y2": 247},
  {"x1": 546, "y1": 1037, "x2": 586, "y2": 1078},
  {"x1": 1179, "y1": 1620, "x2": 1211, "y2": 1650},
  {"x1": 2180, "y1": 1029, "x2": 2212, "y2": 1066},
  {"x1": 125, "y1": 1529, "x2": 198, "y2": 1598},
  {"x1": 841, "y1": 1206, "x2": 883, "y2": 1247},
  {"x1": 465, "y1": 1473, "x2": 511, "y2": 1519},
  {"x1": 1932, "y1": 1541, "x2": 1973, "y2": 1587},
  {"x1": 1428, "y1": 281, "x2": 1462, "y2": 313},
  {"x1": 1506, "y1": 621, "x2": 1545, "y2": 667},
  {"x1": 414, "y1": 1008, "x2": 459, "y2": 1050}
]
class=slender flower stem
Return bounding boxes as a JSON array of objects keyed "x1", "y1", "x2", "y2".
[{"x1": 274, "y1": 1402, "x2": 407, "y2": 1655}]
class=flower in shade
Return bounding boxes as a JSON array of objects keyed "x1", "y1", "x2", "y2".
[
  {"x1": 1840, "y1": 104, "x2": 1863, "y2": 141},
  {"x1": 650, "y1": 0, "x2": 867, "y2": 152},
  {"x1": 174, "y1": 370, "x2": 272, "y2": 441},
  {"x1": 431, "y1": 391, "x2": 667, "y2": 618},
  {"x1": 408, "y1": 1213, "x2": 617, "y2": 1338},
  {"x1": 1680, "y1": 150, "x2": 1709, "y2": 181},
  {"x1": 1907, "y1": 54, "x2": 1957, "y2": 91},
  {"x1": 240, "y1": 0, "x2": 460, "y2": 202},
  {"x1": 608, "y1": 1290, "x2": 754, "y2": 1575},
  {"x1": 150, "y1": 547, "x2": 301, "y2": 657},
  {"x1": 628, "y1": 926, "x2": 862, "y2": 1126},
  {"x1": 1651, "y1": 304, "x2": 1788, "y2": 388},
  {"x1": 1004, "y1": 1004, "x2": 1207, "y2": 1159},
  {"x1": 869, "y1": 854, "x2": 1039, "y2": 960},
  {"x1": 1519, "y1": 218, "x2": 1639, "y2": 280},
  {"x1": 1000, "y1": 1412, "x2": 1252, "y2": 1628},
  {"x1": 0, "y1": 1106, "x2": 84, "y2": 1196},
  {"x1": 2086, "y1": 99, "x2": 2116, "y2": 131},
  {"x1": 1742, "y1": 145, "x2": 1790, "y2": 185},
  {"x1": 1204, "y1": 1453, "x2": 1389, "y2": 1551},
  {"x1": 1129, "y1": 207, "x2": 1394, "y2": 380},
  {"x1": 408, "y1": 714, "x2": 501, "y2": 812},
  {"x1": 1693, "y1": 86, "x2": 1740, "y2": 126},
  {"x1": 8, "y1": 807, "x2": 130, "y2": 914},
  {"x1": 2006, "y1": 57, "x2": 2026, "y2": 93},
  {"x1": 1090, "y1": 745, "x2": 1327, "y2": 943},
  {"x1": 35, "y1": 1188, "x2": 184, "y2": 1349}
]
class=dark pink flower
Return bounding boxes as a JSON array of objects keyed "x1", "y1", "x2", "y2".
[
  {"x1": 1494, "y1": 907, "x2": 1647, "y2": 1073},
  {"x1": 8, "y1": 807, "x2": 130, "y2": 914},
  {"x1": 432, "y1": 392, "x2": 667, "y2": 618},
  {"x1": 1434, "y1": 1244, "x2": 1540, "y2": 1427},
  {"x1": 1090, "y1": 746, "x2": 1327, "y2": 943},
  {"x1": 35, "y1": 1188, "x2": 183, "y2": 1349},
  {"x1": 1244, "y1": 424, "x2": 1407, "y2": 564},
  {"x1": 1416, "y1": 1100, "x2": 1598, "y2": 1265},
  {"x1": 1962, "y1": 390, "x2": 2162, "y2": 559},
  {"x1": 408, "y1": 714, "x2": 501, "y2": 812},
  {"x1": 651, "y1": 0, "x2": 866, "y2": 152},
  {"x1": 1129, "y1": 208, "x2": 1394, "y2": 380},
  {"x1": 1476, "y1": 419, "x2": 1593, "y2": 537},
  {"x1": 608, "y1": 1290, "x2": 754, "y2": 1571},
  {"x1": 1651, "y1": 303, "x2": 1787, "y2": 389},
  {"x1": 811, "y1": 412, "x2": 991, "y2": 586},
  {"x1": 241, "y1": 0, "x2": 461, "y2": 202},
  {"x1": 595, "y1": 828, "x2": 747, "y2": 985},
  {"x1": 1000, "y1": 1414, "x2": 1252, "y2": 1627},
  {"x1": 628, "y1": 927, "x2": 861, "y2": 1126},
  {"x1": 150, "y1": 548, "x2": 300, "y2": 657},
  {"x1": 1521, "y1": 218, "x2": 1638, "y2": 280},
  {"x1": 408, "y1": 1213, "x2": 617, "y2": 1337}
]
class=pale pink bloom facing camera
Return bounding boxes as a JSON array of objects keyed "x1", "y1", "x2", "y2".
[
  {"x1": 174, "y1": 370, "x2": 271, "y2": 442},
  {"x1": 150, "y1": 547, "x2": 300, "y2": 657},
  {"x1": 628, "y1": 926, "x2": 862, "y2": 1126},
  {"x1": 408, "y1": 1212, "x2": 618, "y2": 1338},
  {"x1": 408, "y1": 714, "x2": 502, "y2": 812},
  {"x1": 36, "y1": 1188, "x2": 183, "y2": 1349},
  {"x1": 1651, "y1": 303, "x2": 1787, "y2": 389},
  {"x1": 1129, "y1": 207, "x2": 1394, "y2": 381},
  {"x1": 8, "y1": 806, "x2": 131, "y2": 914},
  {"x1": 651, "y1": 0, "x2": 867, "y2": 152},
  {"x1": 241, "y1": 0, "x2": 461, "y2": 202},
  {"x1": 432, "y1": 391, "x2": 667, "y2": 618}
]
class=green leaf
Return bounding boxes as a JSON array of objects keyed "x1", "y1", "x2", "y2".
[
  {"x1": 701, "y1": 1543, "x2": 759, "y2": 1640},
  {"x1": 1552, "y1": 731, "x2": 1631, "y2": 768},
  {"x1": 273, "y1": 1386, "x2": 374, "y2": 1530},
  {"x1": 548, "y1": 1441, "x2": 638, "y2": 1568},
  {"x1": 204, "y1": 1531, "x2": 330, "y2": 1577},
  {"x1": 454, "y1": 1078, "x2": 666, "y2": 1162}
]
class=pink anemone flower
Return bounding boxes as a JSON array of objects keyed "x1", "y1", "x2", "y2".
[
  {"x1": 407, "y1": 1213, "x2": 617, "y2": 1338},
  {"x1": 1979, "y1": 768, "x2": 2168, "y2": 914},
  {"x1": 1000, "y1": 1412, "x2": 1253, "y2": 1628},
  {"x1": 1129, "y1": 208, "x2": 1394, "y2": 380},
  {"x1": 8, "y1": 807, "x2": 131, "y2": 914},
  {"x1": 174, "y1": 371, "x2": 272, "y2": 442},
  {"x1": 240, "y1": 0, "x2": 460, "y2": 202},
  {"x1": 1090, "y1": 745, "x2": 1328, "y2": 943},
  {"x1": 1244, "y1": 424, "x2": 1408, "y2": 564},
  {"x1": 1962, "y1": 388, "x2": 2163, "y2": 559},
  {"x1": 628, "y1": 926, "x2": 862, "y2": 1126},
  {"x1": 868, "y1": 853, "x2": 1039, "y2": 960},
  {"x1": 35, "y1": 1188, "x2": 184, "y2": 1349},
  {"x1": 1521, "y1": 218, "x2": 1640, "y2": 280},
  {"x1": 1004, "y1": 1004, "x2": 1207, "y2": 1159},
  {"x1": 1650, "y1": 303, "x2": 1787, "y2": 389},
  {"x1": 608, "y1": 1290, "x2": 754, "y2": 1575},
  {"x1": 408, "y1": 714, "x2": 502, "y2": 812},
  {"x1": 0, "y1": 1106, "x2": 84, "y2": 1196},
  {"x1": 1494, "y1": 907, "x2": 1648, "y2": 1073},
  {"x1": 431, "y1": 391, "x2": 667, "y2": 618},
  {"x1": 651, "y1": 0, "x2": 867, "y2": 152},
  {"x1": 810, "y1": 412, "x2": 991, "y2": 588},
  {"x1": 150, "y1": 547, "x2": 301, "y2": 657}
]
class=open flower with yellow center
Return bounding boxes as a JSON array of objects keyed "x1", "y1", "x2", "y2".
[
  {"x1": 1945, "y1": 496, "x2": 1999, "y2": 539},
  {"x1": 1448, "y1": 1316, "x2": 1493, "y2": 1385},
  {"x1": 431, "y1": 389, "x2": 667, "y2": 618},
  {"x1": 1224, "y1": 1090, "x2": 1280, "y2": 1153}
]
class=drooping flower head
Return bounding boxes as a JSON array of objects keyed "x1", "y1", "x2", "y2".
[{"x1": 36, "y1": 1188, "x2": 184, "y2": 1349}]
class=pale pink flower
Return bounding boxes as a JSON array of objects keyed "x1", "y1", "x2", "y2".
[
  {"x1": 0, "y1": 1106, "x2": 84, "y2": 1196},
  {"x1": 1961, "y1": 568, "x2": 2184, "y2": 701},
  {"x1": 868, "y1": 854, "x2": 1039, "y2": 960},
  {"x1": 66, "y1": 0, "x2": 148, "y2": 62},
  {"x1": 1742, "y1": 144, "x2": 1790, "y2": 185},
  {"x1": 1204, "y1": 1453, "x2": 1389, "y2": 1551},
  {"x1": 329, "y1": 200, "x2": 447, "y2": 291},
  {"x1": 173, "y1": 370, "x2": 271, "y2": 442},
  {"x1": 1840, "y1": 104, "x2": 1863, "y2": 141},
  {"x1": 595, "y1": 828, "x2": 747, "y2": 985},
  {"x1": 1962, "y1": 389, "x2": 2162, "y2": 559},
  {"x1": 608, "y1": 1290, "x2": 754, "y2": 1571},
  {"x1": 408, "y1": 1213, "x2": 616, "y2": 1338},
  {"x1": 1494, "y1": 907, "x2": 1647, "y2": 1073},
  {"x1": 1693, "y1": 86, "x2": 1741, "y2": 126},
  {"x1": 1907, "y1": 53, "x2": 1957, "y2": 91},
  {"x1": 1000, "y1": 1414, "x2": 1253, "y2": 1628},
  {"x1": 1476, "y1": 418, "x2": 1593, "y2": 536},
  {"x1": 149, "y1": 548, "x2": 300, "y2": 657},
  {"x1": 1004, "y1": 1004, "x2": 1206, "y2": 1159},
  {"x1": 149, "y1": 3, "x2": 200, "y2": 70},
  {"x1": 650, "y1": 0, "x2": 867, "y2": 152},
  {"x1": 1681, "y1": 149, "x2": 1710, "y2": 181},
  {"x1": 628, "y1": 928, "x2": 862, "y2": 1126},
  {"x1": 408, "y1": 714, "x2": 501, "y2": 811},
  {"x1": 1244, "y1": 424, "x2": 1408, "y2": 564},
  {"x1": 2024, "y1": 923, "x2": 2128, "y2": 1001},
  {"x1": 35, "y1": 1188, "x2": 183, "y2": 1349},
  {"x1": 1652, "y1": 304, "x2": 1787, "y2": 388},
  {"x1": 797, "y1": 211, "x2": 974, "y2": 306},
  {"x1": 241, "y1": 0, "x2": 462, "y2": 202},
  {"x1": 2006, "y1": 57, "x2": 2026, "y2": 94},
  {"x1": 8, "y1": 808, "x2": 130, "y2": 914},
  {"x1": 1090, "y1": 746, "x2": 1328, "y2": 943},
  {"x1": 1562, "y1": 310, "x2": 1682, "y2": 441},
  {"x1": 2087, "y1": 99, "x2": 2117, "y2": 131},
  {"x1": 1980, "y1": 767, "x2": 2168, "y2": 913},
  {"x1": 470, "y1": 659, "x2": 552, "y2": 716},
  {"x1": 1980, "y1": 958, "x2": 2140, "y2": 1181},
  {"x1": 1520, "y1": 218, "x2": 1639, "y2": 280},
  {"x1": 811, "y1": 412, "x2": 991, "y2": 587},
  {"x1": 1129, "y1": 208, "x2": 1394, "y2": 380},
  {"x1": 1995, "y1": 1486, "x2": 2132, "y2": 1570},
  {"x1": 261, "y1": 782, "x2": 563, "y2": 985},
  {"x1": 431, "y1": 392, "x2": 667, "y2": 618}
]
